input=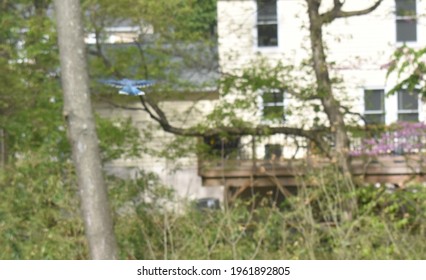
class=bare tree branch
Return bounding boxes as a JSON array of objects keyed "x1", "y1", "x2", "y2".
[
  {"x1": 138, "y1": 96, "x2": 331, "y2": 155},
  {"x1": 321, "y1": 0, "x2": 383, "y2": 24},
  {"x1": 133, "y1": 40, "x2": 150, "y2": 79},
  {"x1": 139, "y1": 96, "x2": 165, "y2": 125},
  {"x1": 87, "y1": 12, "x2": 123, "y2": 78},
  {"x1": 100, "y1": 96, "x2": 333, "y2": 157},
  {"x1": 340, "y1": 104, "x2": 367, "y2": 124}
]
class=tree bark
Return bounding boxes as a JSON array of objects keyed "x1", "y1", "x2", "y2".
[
  {"x1": 306, "y1": 0, "x2": 355, "y2": 219},
  {"x1": 306, "y1": 0, "x2": 351, "y2": 176},
  {"x1": 54, "y1": 0, "x2": 118, "y2": 259},
  {"x1": 305, "y1": 0, "x2": 383, "y2": 219}
]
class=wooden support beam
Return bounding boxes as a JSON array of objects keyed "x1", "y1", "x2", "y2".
[{"x1": 200, "y1": 155, "x2": 426, "y2": 188}]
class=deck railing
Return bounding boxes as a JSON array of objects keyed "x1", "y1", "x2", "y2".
[
  {"x1": 350, "y1": 122, "x2": 426, "y2": 156},
  {"x1": 198, "y1": 122, "x2": 426, "y2": 188},
  {"x1": 200, "y1": 122, "x2": 426, "y2": 167}
]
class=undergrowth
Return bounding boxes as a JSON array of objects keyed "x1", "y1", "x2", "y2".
[
  {"x1": 113, "y1": 167, "x2": 426, "y2": 260},
  {"x1": 1, "y1": 161, "x2": 425, "y2": 259}
]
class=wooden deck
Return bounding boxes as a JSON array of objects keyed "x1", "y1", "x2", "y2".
[{"x1": 199, "y1": 155, "x2": 426, "y2": 189}]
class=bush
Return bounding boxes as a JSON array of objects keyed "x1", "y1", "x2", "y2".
[
  {"x1": 1, "y1": 155, "x2": 425, "y2": 259},
  {"x1": 112, "y1": 169, "x2": 426, "y2": 259}
]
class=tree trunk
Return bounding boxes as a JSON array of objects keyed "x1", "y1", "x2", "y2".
[
  {"x1": 54, "y1": 0, "x2": 118, "y2": 259},
  {"x1": 306, "y1": 0, "x2": 351, "y2": 175},
  {"x1": 306, "y1": 0, "x2": 355, "y2": 218}
]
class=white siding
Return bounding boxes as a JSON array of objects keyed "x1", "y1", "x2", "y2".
[
  {"x1": 96, "y1": 98, "x2": 223, "y2": 201},
  {"x1": 218, "y1": 0, "x2": 426, "y2": 126}
]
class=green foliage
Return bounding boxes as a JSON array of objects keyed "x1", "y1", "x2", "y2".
[
  {"x1": 84, "y1": 0, "x2": 217, "y2": 90},
  {"x1": 219, "y1": 57, "x2": 323, "y2": 124},
  {"x1": 387, "y1": 46, "x2": 426, "y2": 97},
  {"x1": 96, "y1": 116, "x2": 143, "y2": 161},
  {"x1": 221, "y1": 59, "x2": 294, "y2": 96},
  {"x1": 155, "y1": 135, "x2": 197, "y2": 162},
  {"x1": 0, "y1": 0, "x2": 186, "y2": 259},
  {"x1": 177, "y1": 0, "x2": 217, "y2": 39},
  {"x1": 111, "y1": 165, "x2": 425, "y2": 260},
  {"x1": 1, "y1": 157, "x2": 425, "y2": 259},
  {"x1": 357, "y1": 184, "x2": 426, "y2": 232},
  {"x1": 112, "y1": 180, "x2": 426, "y2": 260},
  {"x1": 4, "y1": 0, "x2": 425, "y2": 261},
  {"x1": 83, "y1": 0, "x2": 215, "y2": 40},
  {"x1": 0, "y1": 152, "x2": 87, "y2": 259}
]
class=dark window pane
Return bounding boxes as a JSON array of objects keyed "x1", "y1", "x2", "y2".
[
  {"x1": 258, "y1": 24, "x2": 278, "y2": 46},
  {"x1": 396, "y1": 19, "x2": 417, "y2": 42},
  {"x1": 396, "y1": 0, "x2": 416, "y2": 16},
  {"x1": 398, "y1": 113, "x2": 418, "y2": 122},
  {"x1": 263, "y1": 106, "x2": 284, "y2": 120},
  {"x1": 265, "y1": 144, "x2": 282, "y2": 160},
  {"x1": 263, "y1": 91, "x2": 283, "y2": 103},
  {"x1": 365, "y1": 114, "x2": 385, "y2": 125},
  {"x1": 364, "y1": 89, "x2": 384, "y2": 111},
  {"x1": 257, "y1": 0, "x2": 277, "y2": 22},
  {"x1": 398, "y1": 90, "x2": 418, "y2": 110}
]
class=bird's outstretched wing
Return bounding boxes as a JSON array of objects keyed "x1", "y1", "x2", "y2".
[
  {"x1": 100, "y1": 79, "x2": 156, "y2": 88},
  {"x1": 99, "y1": 79, "x2": 125, "y2": 88},
  {"x1": 131, "y1": 80, "x2": 156, "y2": 88}
]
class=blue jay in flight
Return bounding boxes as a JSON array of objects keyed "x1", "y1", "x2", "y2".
[{"x1": 100, "y1": 79, "x2": 155, "y2": 96}]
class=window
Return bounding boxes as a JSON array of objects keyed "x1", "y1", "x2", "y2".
[
  {"x1": 398, "y1": 89, "x2": 419, "y2": 122},
  {"x1": 396, "y1": 0, "x2": 417, "y2": 42},
  {"x1": 257, "y1": 0, "x2": 278, "y2": 47},
  {"x1": 262, "y1": 89, "x2": 285, "y2": 121},
  {"x1": 364, "y1": 89, "x2": 385, "y2": 124},
  {"x1": 265, "y1": 144, "x2": 282, "y2": 160}
]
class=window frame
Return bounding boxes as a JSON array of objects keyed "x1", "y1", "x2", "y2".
[
  {"x1": 363, "y1": 89, "x2": 386, "y2": 125},
  {"x1": 395, "y1": 0, "x2": 417, "y2": 43},
  {"x1": 397, "y1": 89, "x2": 420, "y2": 122},
  {"x1": 259, "y1": 89, "x2": 286, "y2": 123},
  {"x1": 256, "y1": 0, "x2": 278, "y2": 47}
]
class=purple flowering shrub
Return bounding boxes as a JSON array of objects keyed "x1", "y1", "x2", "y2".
[{"x1": 350, "y1": 122, "x2": 426, "y2": 156}]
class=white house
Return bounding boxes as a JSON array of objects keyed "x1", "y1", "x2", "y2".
[
  {"x1": 217, "y1": 0, "x2": 426, "y2": 158},
  {"x1": 87, "y1": 0, "x2": 426, "y2": 201}
]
